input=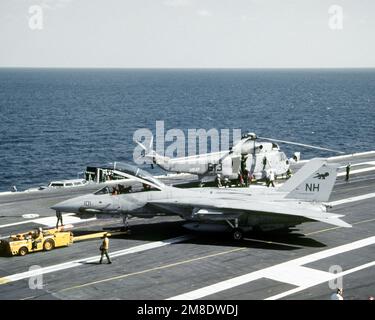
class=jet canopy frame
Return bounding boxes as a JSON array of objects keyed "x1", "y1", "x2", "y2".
[
  {"x1": 87, "y1": 161, "x2": 165, "y2": 192},
  {"x1": 107, "y1": 162, "x2": 165, "y2": 189}
]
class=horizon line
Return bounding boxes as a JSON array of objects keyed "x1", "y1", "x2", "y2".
[{"x1": 1, "y1": 66, "x2": 375, "y2": 70}]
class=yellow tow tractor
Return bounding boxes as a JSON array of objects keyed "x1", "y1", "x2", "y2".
[{"x1": 0, "y1": 227, "x2": 73, "y2": 256}]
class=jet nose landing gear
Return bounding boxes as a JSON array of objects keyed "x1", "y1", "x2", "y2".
[
  {"x1": 226, "y1": 218, "x2": 245, "y2": 241},
  {"x1": 232, "y1": 228, "x2": 244, "y2": 241}
]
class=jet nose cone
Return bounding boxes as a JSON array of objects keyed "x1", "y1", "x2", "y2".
[{"x1": 51, "y1": 198, "x2": 80, "y2": 213}]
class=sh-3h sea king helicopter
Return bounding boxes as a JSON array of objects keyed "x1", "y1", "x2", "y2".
[{"x1": 136, "y1": 132, "x2": 343, "y2": 184}]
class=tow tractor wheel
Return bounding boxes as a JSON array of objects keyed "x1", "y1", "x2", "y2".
[
  {"x1": 19, "y1": 247, "x2": 28, "y2": 256},
  {"x1": 232, "y1": 228, "x2": 244, "y2": 241},
  {"x1": 43, "y1": 239, "x2": 55, "y2": 251}
]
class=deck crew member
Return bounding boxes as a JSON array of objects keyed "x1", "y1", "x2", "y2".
[
  {"x1": 243, "y1": 169, "x2": 249, "y2": 187},
  {"x1": 240, "y1": 155, "x2": 247, "y2": 174},
  {"x1": 262, "y1": 156, "x2": 267, "y2": 170},
  {"x1": 267, "y1": 169, "x2": 275, "y2": 187},
  {"x1": 345, "y1": 163, "x2": 351, "y2": 181},
  {"x1": 331, "y1": 288, "x2": 344, "y2": 300},
  {"x1": 223, "y1": 177, "x2": 229, "y2": 188},
  {"x1": 99, "y1": 234, "x2": 112, "y2": 264},
  {"x1": 215, "y1": 174, "x2": 222, "y2": 187},
  {"x1": 32, "y1": 227, "x2": 43, "y2": 250},
  {"x1": 248, "y1": 171, "x2": 254, "y2": 186},
  {"x1": 238, "y1": 173, "x2": 244, "y2": 187},
  {"x1": 56, "y1": 210, "x2": 63, "y2": 228},
  {"x1": 286, "y1": 168, "x2": 292, "y2": 179}
]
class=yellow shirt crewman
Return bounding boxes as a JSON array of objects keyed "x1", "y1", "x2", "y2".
[{"x1": 99, "y1": 234, "x2": 112, "y2": 264}]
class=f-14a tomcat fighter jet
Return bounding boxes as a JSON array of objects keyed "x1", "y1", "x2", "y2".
[{"x1": 51, "y1": 159, "x2": 351, "y2": 240}]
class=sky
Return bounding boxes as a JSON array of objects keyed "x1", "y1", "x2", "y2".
[{"x1": 0, "y1": 0, "x2": 374, "y2": 68}]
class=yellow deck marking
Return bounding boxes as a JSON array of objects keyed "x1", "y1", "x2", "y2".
[
  {"x1": 352, "y1": 217, "x2": 375, "y2": 225},
  {"x1": 59, "y1": 247, "x2": 246, "y2": 292},
  {"x1": 0, "y1": 277, "x2": 10, "y2": 285},
  {"x1": 243, "y1": 237, "x2": 302, "y2": 248},
  {"x1": 306, "y1": 226, "x2": 340, "y2": 236}
]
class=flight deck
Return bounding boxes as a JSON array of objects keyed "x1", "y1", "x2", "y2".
[{"x1": 0, "y1": 151, "x2": 374, "y2": 300}]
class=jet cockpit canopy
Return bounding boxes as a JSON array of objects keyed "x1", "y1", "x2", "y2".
[{"x1": 103, "y1": 162, "x2": 165, "y2": 189}]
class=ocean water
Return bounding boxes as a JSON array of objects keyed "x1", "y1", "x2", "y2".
[{"x1": 0, "y1": 68, "x2": 374, "y2": 192}]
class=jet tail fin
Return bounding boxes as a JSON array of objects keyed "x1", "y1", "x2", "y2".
[
  {"x1": 135, "y1": 136, "x2": 156, "y2": 157},
  {"x1": 279, "y1": 158, "x2": 339, "y2": 202},
  {"x1": 135, "y1": 136, "x2": 170, "y2": 169}
]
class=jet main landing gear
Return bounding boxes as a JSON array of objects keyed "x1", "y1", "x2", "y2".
[{"x1": 226, "y1": 218, "x2": 244, "y2": 241}]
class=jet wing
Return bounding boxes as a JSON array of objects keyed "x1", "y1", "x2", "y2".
[{"x1": 148, "y1": 197, "x2": 351, "y2": 228}]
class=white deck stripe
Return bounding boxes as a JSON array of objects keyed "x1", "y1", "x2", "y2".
[
  {"x1": 0, "y1": 213, "x2": 95, "y2": 229},
  {"x1": 339, "y1": 161, "x2": 375, "y2": 168},
  {"x1": 296, "y1": 151, "x2": 375, "y2": 164},
  {"x1": 167, "y1": 236, "x2": 375, "y2": 300},
  {"x1": 266, "y1": 261, "x2": 375, "y2": 300},
  {"x1": 0, "y1": 220, "x2": 38, "y2": 229},
  {"x1": 263, "y1": 265, "x2": 333, "y2": 287},
  {"x1": 337, "y1": 166, "x2": 375, "y2": 176},
  {"x1": 328, "y1": 192, "x2": 375, "y2": 206},
  {"x1": 0, "y1": 235, "x2": 192, "y2": 284},
  {"x1": 32, "y1": 216, "x2": 96, "y2": 227},
  {"x1": 0, "y1": 202, "x2": 22, "y2": 207},
  {"x1": 328, "y1": 151, "x2": 375, "y2": 160}
]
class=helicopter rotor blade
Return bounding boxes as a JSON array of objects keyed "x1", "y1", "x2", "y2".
[
  {"x1": 258, "y1": 136, "x2": 345, "y2": 154},
  {"x1": 219, "y1": 136, "x2": 250, "y2": 161},
  {"x1": 219, "y1": 151, "x2": 230, "y2": 161}
]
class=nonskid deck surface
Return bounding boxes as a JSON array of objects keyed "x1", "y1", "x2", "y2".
[{"x1": 0, "y1": 152, "x2": 374, "y2": 300}]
